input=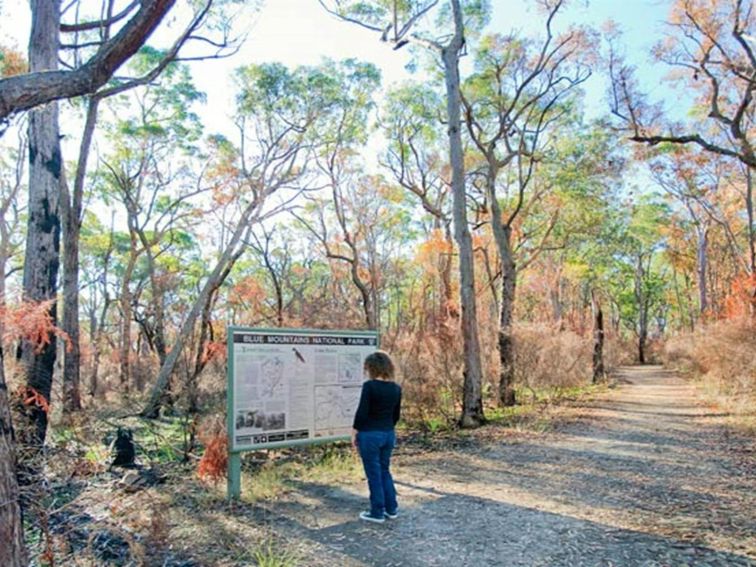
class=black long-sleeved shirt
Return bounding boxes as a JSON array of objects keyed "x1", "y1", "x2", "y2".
[{"x1": 352, "y1": 379, "x2": 402, "y2": 431}]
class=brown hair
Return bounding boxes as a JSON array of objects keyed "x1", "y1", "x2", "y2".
[{"x1": 364, "y1": 351, "x2": 395, "y2": 380}]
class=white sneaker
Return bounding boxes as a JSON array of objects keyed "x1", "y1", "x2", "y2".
[
  {"x1": 384, "y1": 510, "x2": 398, "y2": 519},
  {"x1": 359, "y1": 511, "x2": 385, "y2": 524}
]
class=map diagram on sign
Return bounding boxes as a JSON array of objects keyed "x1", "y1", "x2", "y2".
[
  {"x1": 315, "y1": 386, "x2": 361, "y2": 430},
  {"x1": 260, "y1": 356, "x2": 285, "y2": 399},
  {"x1": 338, "y1": 353, "x2": 363, "y2": 385}
]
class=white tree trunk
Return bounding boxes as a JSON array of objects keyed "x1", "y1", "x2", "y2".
[{"x1": 445, "y1": 0, "x2": 484, "y2": 428}]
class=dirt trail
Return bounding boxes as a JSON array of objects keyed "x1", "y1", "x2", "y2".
[{"x1": 249, "y1": 366, "x2": 756, "y2": 566}]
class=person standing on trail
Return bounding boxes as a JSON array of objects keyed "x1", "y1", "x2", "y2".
[{"x1": 351, "y1": 351, "x2": 402, "y2": 524}]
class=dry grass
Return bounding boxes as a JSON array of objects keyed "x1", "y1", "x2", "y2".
[
  {"x1": 664, "y1": 317, "x2": 756, "y2": 431},
  {"x1": 390, "y1": 322, "x2": 633, "y2": 429},
  {"x1": 513, "y1": 324, "x2": 591, "y2": 392}
]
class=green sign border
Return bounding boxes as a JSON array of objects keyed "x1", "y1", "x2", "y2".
[{"x1": 226, "y1": 325, "x2": 379, "y2": 500}]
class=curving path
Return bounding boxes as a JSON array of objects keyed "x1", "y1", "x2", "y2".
[{"x1": 248, "y1": 366, "x2": 756, "y2": 566}]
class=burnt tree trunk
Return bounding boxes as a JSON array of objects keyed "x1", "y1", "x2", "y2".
[
  {"x1": 635, "y1": 255, "x2": 649, "y2": 365},
  {"x1": 591, "y1": 291, "x2": 605, "y2": 384},
  {"x1": 19, "y1": 0, "x2": 62, "y2": 445}
]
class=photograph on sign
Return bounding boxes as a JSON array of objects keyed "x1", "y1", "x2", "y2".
[{"x1": 229, "y1": 328, "x2": 379, "y2": 451}]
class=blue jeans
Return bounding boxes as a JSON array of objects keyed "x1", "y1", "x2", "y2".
[{"x1": 357, "y1": 429, "x2": 397, "y2": 517}]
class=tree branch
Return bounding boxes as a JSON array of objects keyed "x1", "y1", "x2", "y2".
[{"x1": 0, "y1": 0, "x2": 176, "y2": 120}]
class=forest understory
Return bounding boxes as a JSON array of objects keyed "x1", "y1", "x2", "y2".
[{"x1": 19, "y1": 365, "x2": 756, "y2": 567}]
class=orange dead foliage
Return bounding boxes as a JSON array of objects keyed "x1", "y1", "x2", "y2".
[
  {"x1": 197, "y1": 433, "x2": 228, "y2": 484},
  {"x1": 200, "y1": 340, "x2": 227, "y2": 365},
  {"x1": 19, "y1": 386, "x2": 51, "y2": 414},
  {"x1": 0, "y1": 299, "x2": 70, "y2": 353},
  {"x1": 0, "y1": 45, "x2": 26, "y2": 77},
  {"x1": 724, "y1": 274, "x2": 756, "y2": 319}
]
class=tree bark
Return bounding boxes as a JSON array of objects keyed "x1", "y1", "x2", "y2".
[
  {"x1": 445, "y1": 0, "x2": 484, "y2": 428},
  {"x1": 634, "y1": 255, "x2": 648, "y2": 365},
  {"x1": 119, "y1": 250, "x2": 138, "y2": 392},
  {"x1": 19, "y1": 0, "x2": 62, "y2": 446},
  {"x1": 497, "y1": 228, "x2": 517, "y2": 406},
  {"x1": 0, "y1": 350, "x2": 26, "y2": 566}
]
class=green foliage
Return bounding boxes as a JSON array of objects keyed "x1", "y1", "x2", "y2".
[{"x1": 235, "y1": 58, "x2": 381, "y2": 150}]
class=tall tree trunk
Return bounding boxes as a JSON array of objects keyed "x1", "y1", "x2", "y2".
[
  {"x1": 188, "y1": 297, "x2": 213, "y2": 415},
  {"x1": 119, "y1": 250, "x2": 138, "y2": 392},
  {"x1": 444, "y1": 0, "x2": 484, "y2": 428},
  {"x1": 486, "y1": 160, "x2": 517, "y2": 407},
  {"x1": 747, "y1": 167, "x2": 755, "y2": 277},
  {"x1": 141, "y1": 245, "x2": 168, "y2": 364},
  {"x1": 746, "y1": 167, "x2": 756, "y2": 316},
  {"x1": 0, "y1": 351, "x2": 26, "y2": 566},
  {"x1": 696, "y1": 226, "x2": 708, "y2": 316},
  {"x1": 89, "y1": 213, "x2": 114, "y2": 398},
  {"x1": 498, "y1": 228, "x2": 517, "y2": 406},
  {"x1": 635, "y1": 255, "x2": 648, "y2": 365},
  {"x1": 61, "y1": 97, "x2": 99, "y2": 413},
  {"x1": 188, "y1": 281, "x2": 226, "y2": 414},
  {"x1": 591, "y1": 291, "x2": 605, "y2": 384},
  {"x1": 638, "y1": 330, "x2": 647, "y2": 365},
  {"x1": 20, "y1": 0, "x2": 62, "y2": 445}
]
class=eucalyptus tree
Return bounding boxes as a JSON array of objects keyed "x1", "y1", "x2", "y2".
[
  {"x1": 611, "y1": 198, "x2": 671, "y2": 364},
  {"x1": 461, "y1": 1, "x2": 591, "y2": 405},
  {"x1": 1, "y1": 2, "x2": 217, "y2": 561},
  {"x1": 78, "y1": 211, "x2": 117, "y2": 398},
  {"x1": 381, "y1": 84, "x2": 458, "y2": 330},
  {"x1": 60, "y1": 0, "x2": 241, "y2": 413},
  {"x1": 608, "y1": 0, "x2": 756, "y2": 292},
  {"x1": 96, "y1": 52, "x2": 205, "y2": 395},
  {"x1": 321, "y1": 0, "x2": 490, "y2": 426},
  {"x1": 141, "y1": 61, "x2": 342, "y2": 417},
  {"x1": 292, "y1": 59, "x2": 394, "y2": 330}
]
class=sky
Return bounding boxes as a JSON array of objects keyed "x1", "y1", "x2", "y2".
[
  {"x1": 1, "y1": 0, "x2": 675, "y2": 136},
  {"x1": 0, "y1": 0, "x2": 676, "y2": 197}
]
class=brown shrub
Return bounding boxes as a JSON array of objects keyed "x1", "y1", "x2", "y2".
[
  {"x1": 513, "y1": 323, "x2": 592, "y2": 393},
  {"x1": 604, "y1": 334, "x2": 638, "y2": 368},
  {"x1": 389, "y1": 328, "x2": 462, "y2": 427},
  {"x1": 663, "y1": 318, "x2": 756, "y2": 415}
]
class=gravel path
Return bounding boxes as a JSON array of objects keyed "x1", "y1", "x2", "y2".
[{"x1": 251, "y1": 366, "x2": 756, "y2": 566}]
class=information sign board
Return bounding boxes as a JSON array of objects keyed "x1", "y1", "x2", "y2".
[{"x1": 227, "y1": 327, "x2": 379, "y2": 453}]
